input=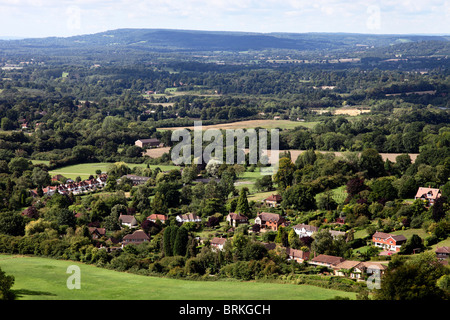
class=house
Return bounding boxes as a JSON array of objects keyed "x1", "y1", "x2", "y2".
[
  {"x1": 210, "y1": 237, "x2": 227, "y2": 251},
  {"x1": 286, "y1": 247, "x2": 310, "y2": 263},
  {"x1": 147, "y1": 214, "x2": 168, "y2": 224},
  {"x1": 254, "y1": 212, "x2": 287, "y2": 231},
  {"x1": 226, "y1": 212, "x2": 249, "y2": 227},
  {"x1": 119, "y1": 214, "x2": 138, "y2": 228},
  {"x1": 122, "y1": 230, "x2": 150, "y2": 246},
  {"x1": 333, "y1": 260, "x2": 387, "y2": 279},
  {"x1": 309, "y1": 254, "x2": 345, "y2": 268},
  {"x1": 372, "y1": 231, "x2": 407, "y2": 252},
  {"x1": 263, "y1": 194, "x2": 282, "y2": 207},
  {"x1": 88, "y1": 227, "x2": 106, "y2": 240},
  {"x1": 176, "y1": 213, "x2": 202, "y2": 224},
  {"x1": 436, "y1": 246, "x2": 450, "y2": 260},
  {"x1": 21, "y1": 206, "x2": 39, "y2": 219},
  {"x1": 121, "y1": 174, "x2": 151, "y2": 186},
  {"x1": 414, "y1": 187, "x2": 441, "y2": 204},
  {"x1": 51, "y1": 174, "x2": 66, "y2": 182},
  {"x1": 329, "y1": 230, "x2": 347, "y2": 240},
  {"x1": 293, "y1": 224, "x2": 318, "y2": 238},
  {"x1": 135, "y1": 138, "x2": 162, "y2": 149}
]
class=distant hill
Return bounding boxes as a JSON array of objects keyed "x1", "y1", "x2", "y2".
[{"x1": 0, "y1": 28, "x2": 449, "y2": 54}]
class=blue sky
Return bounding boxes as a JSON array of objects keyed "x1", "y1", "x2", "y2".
[{"x1": 0, "y1": 0, "x2": 449, "y2": 38}]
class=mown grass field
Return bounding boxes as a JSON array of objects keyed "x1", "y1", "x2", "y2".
[
  {"x1": 0, "y1": 254, "x2": 356, "y2": 300},
  {"x1": 33, "y1": 162, "x2": 179, "y2": 180}
]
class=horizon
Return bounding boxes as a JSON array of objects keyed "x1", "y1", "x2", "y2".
[
  {"x1": 1, "y1": 27, "x2": 449, "y2": 41},
  {"x1": 0, "y1": 1, "x2": 449, "y2": 39}
]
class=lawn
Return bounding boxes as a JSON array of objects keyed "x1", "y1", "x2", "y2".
[
  {"x1": 46, "y1": 163, "x2": 179, "y2": 180},
  {"x1": 0, "y1": 254, "x2": 356, "y2": 300}
]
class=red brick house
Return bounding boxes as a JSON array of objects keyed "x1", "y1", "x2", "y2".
[
  {"x1": 286, "y1": 247, "x2": 310, "y2": 263},
  {"x1": 372, "y1": 231, "x2": 407, "y2": 252},
  {"x1": 255, "y1": 212, "x2": 287, "y2": 231},
  {"x1": 147, "y1": 214, "x2": 168, "y2": 224}
]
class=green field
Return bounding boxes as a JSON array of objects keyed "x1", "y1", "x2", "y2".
[
  {"x1": 42, "y1": 162, "x2": 179, "y2": 180},
  {"x1": 0, "y1": 254, "x2": 356, "y2": 300}
]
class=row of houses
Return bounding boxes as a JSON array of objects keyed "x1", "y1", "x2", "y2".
[{"x1": 31, "y1": 174, "x2": 108, "y2": 197}]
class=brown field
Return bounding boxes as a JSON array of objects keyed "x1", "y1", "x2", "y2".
[
  {"x1": 246, "y1": 149, "x2": 419, "y2": 163},
  {"x1": 144, "y1": 147, "x2": 171, "y2": 158},
  {"x1": 157, "y1": 119, "x2": 311, "y2": 131},
  {"x1": 311, "y1": 107, "x2": 371, "y2": 116}
]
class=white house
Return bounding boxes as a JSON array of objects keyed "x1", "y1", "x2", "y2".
[
  {"x1": 176, "y1": 213, "x2": 202, "y2": 224},
  {"x1": 293, "y1": 223, "x2": 318, "y2": 238}
]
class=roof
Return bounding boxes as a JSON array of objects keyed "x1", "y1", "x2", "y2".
[
  {"x1": 119, "y1": 214, "x2": 137, "y2": 224},
  {"x1": 334, "y1": 260, "x2": 362, "y2": 270},
  {"x1": 227, "y1": 212, "x2": 248, "y2": 221},
  {"x1": 286, "y1": 247, "x2": 310, "y2": 260},
  {"x1": 310, "y1": 254, "x2": 345, "y2": 266},
  {"x1": 210, "y1": 237, "x2": 227, "y2": 246},
  {"x1": 265, "y1": 194, "x2": 282, "y2": 202},
  {"x1": 257, "y1": 212, "x2": 283, "y2": 222},
  {"x1": 415, "y1": 187, "x2": 441, "y2": 200},
  {"x1": 147, "y1": 214, "x2": 167, "y2": 221},
  {"x1": 436, "y1": 246, "x2": 450, "y2": 254},
  {"x1": 373, "y1": 231, "x2": 406, "y2": 242},
  {"x1": 293, "y1": 223, "x2": 318, "y2": 232},
  {"x1": 89, "y1": 227, "x2": 106, "y2": 235},
  {"x1": 123, "y1": 230, "x2": 150, "y2": 241},
  {"x1": 137, "y1": 138, "x2": 160, "y2": 143},
  {"x1": 177, "y1": 213, "x2": 201, "y2": 221}
]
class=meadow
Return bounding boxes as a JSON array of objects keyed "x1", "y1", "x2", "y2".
[
  {"x1": 0, "y1": 254, "x2": 357, "y2": 300},
  {"x1": 31, "y1": 162, "x2": 179, "y2": 180}
]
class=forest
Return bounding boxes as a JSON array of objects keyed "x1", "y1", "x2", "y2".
[{"x1": 0, "y1": 29, "x2": 449, "y2": 300}]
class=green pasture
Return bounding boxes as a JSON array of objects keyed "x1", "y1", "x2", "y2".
[
  {"x1": 0, "y1": 254, "x2": 356, "y2": 300},
  {"x1": 39, "y1": 162, "x2": 179, "y2": 180}
]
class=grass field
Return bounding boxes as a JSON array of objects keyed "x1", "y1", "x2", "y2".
[
  {"x1": 157, "y1": 119, "x2": 318, "y2": 131},
  {"x1": 45, "y1": 163, "x2": 179, "y2": 180},
  {"x1": 0, "y1": 254, "x2": 356, "y2": 300}
]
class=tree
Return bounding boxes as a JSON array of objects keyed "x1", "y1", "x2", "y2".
[
  {"x1": 0, "y1": 267, "x2": 15, "y2": 300},
  {"x1": 400, "y1": 234, "x2": 425, "y2": 255},
  {"x1": 254, "y1": 175, "x2": 273, "y2": 192},
  {"x1": 359, "y1": 148, "x2": 385, "y2": 178},
  {"x1": 432, "y1": 196, "x2": 448, "y2": 222},
  {"x1": 0, "y1": 212, "x2": 25, "y2": 236},
  {"x1": 373, "y1": 252, "x2": 450, "y2": 300},
  {"x1": 311, "y1": 229, "x2": 334, "y2": 255},
  {"x1": 281, "y1": 184, "x2": 316, "y2": 211},
  {"x1": 273, "y1": 157, "x2": 295, "y2": 190},
  {"x1": 236, "y1": 187, "x2": 251, "y2": 217},
  {"x1": 173, "y1": 227, "x2": 189, "y2": 256}
]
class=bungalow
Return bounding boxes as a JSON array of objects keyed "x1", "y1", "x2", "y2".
[
  {"x1": 329, "y1": 230, "x2": 347, "y2": 240},
  {"x1": 176, "y1": 213, "x2": 202, "y2": 224},
  {"x1": 226, "y1": 212, "x2": 249, "y2": 227},
  {"x1": 436, "y1": 246, "x2": 450, "y2": 260},
  {"x1": 333, "y1": 261, "x2": 387, "y2": 279},
  {"x1": 122, "y1": 230, "x2": 150, "y2": 246},
  {"x1": 309, "y1": 254, "x2": 345, "y2": 269},
  {"x1": 147, "y1": 214, "x2": 168, "y2": 224},
  {"x1": 210, "y1": 237, "x2": 227, "y2": 251},
  {"x1": 263, "y1": 194, "x2": 282, "y2": 207},
  {"x1": 372, "y1": 231, "x2": 407, "y2": 252},
  {"x1": 121, "y1": 174, "x2": 150, "y2": 186},
  {"x1": 293, "y1": 223, "x2": 318, "y2": 238},
  {"x1": 286, "y1": 248, "x2": 310, "y2": 263},
  {"x1": 255, "y1": 212, "x2": 287, "y2": 231},
  {"x1": 414, "y1": 187, "x2": 441, "y2": 205},
  {"x1": 119, "y1": 214, "x2": 138, "y2": 228},
  {"x1": 135, "y1": 138, "x2": 162, "y2": 149}
]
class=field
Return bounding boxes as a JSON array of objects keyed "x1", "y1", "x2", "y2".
[
  {"x1": 0, "y1": 254, "x2": 357, "y2": 300},
  {"x1": 157, "y1": 119, "x2": 318, "y2": 131},
  {"x1": 40, "y1": 162, "x2": 179, "y2": 180}
]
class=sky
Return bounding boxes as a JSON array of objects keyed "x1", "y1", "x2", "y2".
[{"x1": 0, "y1": 0, "x2": 449, "y2": 38}]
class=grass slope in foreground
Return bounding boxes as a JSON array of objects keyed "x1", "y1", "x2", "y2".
[{"x1": 0, "y1": 254, "x2": 356, "y2": 300}]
